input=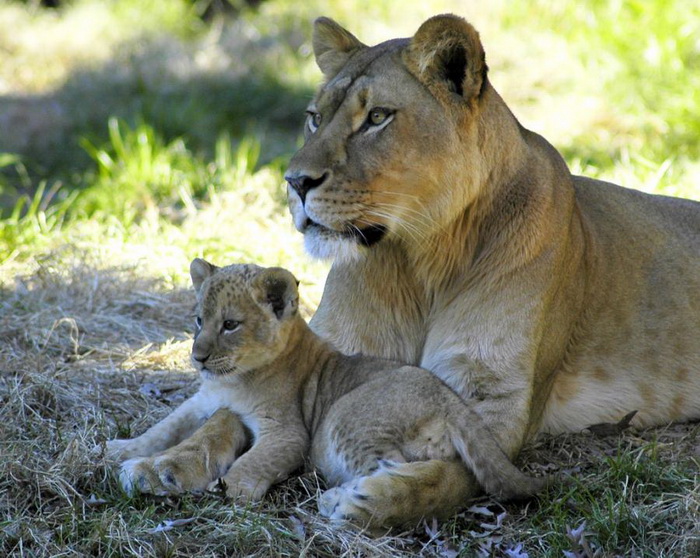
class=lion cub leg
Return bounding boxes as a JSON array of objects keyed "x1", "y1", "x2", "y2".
[
  {"x1": 119, "y1": 409, "x2": 248, "y2": 495},
  {"x1": 105, "y1": 393, "x2": 216, "y2": 462},
  {"x1": 315, "y1": 371, "x2": 546, "y2": 529},
  {"x1": 318, "y1": 459, "x2": 477, "y2": 528}
]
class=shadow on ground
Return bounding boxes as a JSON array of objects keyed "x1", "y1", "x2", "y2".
[{"x1": 0, "y1": 20, "x2": 313, "y2": 202}]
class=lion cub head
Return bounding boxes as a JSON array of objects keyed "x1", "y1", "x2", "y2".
[
  {"x1": 285, "y1": 15, "x2": 489, "y2": 261},
  {"x1": 189, "y1": 258, "x2": 299, "y2": 379}
]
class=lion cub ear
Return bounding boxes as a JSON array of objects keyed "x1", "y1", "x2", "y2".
[
  {"x1": 403, "y1": 14, "x2": 487, "y2": 105},
  {"x1": 190, "y1": 258, "x2": 219, "y2": 293},
  {"x1": 253, "y1": 268, "x2": 300, "y2": 320},
  {"x1": 313, "y1": 17, "x2": 366, "y2": 77}
]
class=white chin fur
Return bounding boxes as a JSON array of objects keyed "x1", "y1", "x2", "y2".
[{"x1": 304, "y1": 229, "x2": 364, "y2": 264}]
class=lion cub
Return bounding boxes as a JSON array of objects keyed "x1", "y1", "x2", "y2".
[{"x1": 107, "y1": 259, "x2": 545, "y2": 528}]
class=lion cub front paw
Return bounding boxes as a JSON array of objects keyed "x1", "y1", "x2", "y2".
[
  {"x1": 318, "y1": 480, "x2": 377, "y2": 525},
  {"x1": 317, "y1": 461, "x2": 413, "y2": 528},
  {"x1": 119, "y1": 458, "x2": 166, "y2": 495},
  {"x1": 119, "y1": 453, "x2": 212, "y2": 496},
  {"x1": 105, "y1": 439, "x2": 143, "y2": 462},
  {"x1": 208, "y1": 472, "x2": 269, "y2": 502}
]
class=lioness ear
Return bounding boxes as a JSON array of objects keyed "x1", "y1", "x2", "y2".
[
  {"x1": 253, "y1": 268, "x2": 299, "y2": 320},
  {"x1": 190, "y1": 258, "x2": 218, "y2": 294},
  {"x1": 313, "y1": 17, "x2": 366, "y2": 77},
  {"x1": 403, "y1": 14, "x2": 487, "y2": 104}
]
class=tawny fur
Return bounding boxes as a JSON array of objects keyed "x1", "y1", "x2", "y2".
[
  {"x1": 107, "y1": 260, "x2": 546, "y2": 529},
  {"x1": 284, "y1": 14, "x2": 700, "y2": 460},
  {"x1": 107, "y1": 13, "x2": 699, "y2": 529}
]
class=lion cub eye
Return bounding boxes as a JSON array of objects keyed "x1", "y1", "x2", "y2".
[
  {"x1": 307, "y1": 111, "x2": 322, "y2": 133},
  {"x1": 222, "y1": 320, "x2": 241, "y2": 333},
  {"x1": 194, "y1": 316, "x2": 202, "y2": 331}
]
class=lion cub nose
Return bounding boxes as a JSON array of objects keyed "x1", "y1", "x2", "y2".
[
  {"x1": 285, "y1": 172, "x2": 328, "y2": 204},
  {"x1": 192, "y1": 352, "x2": 210, "y2": 364}
]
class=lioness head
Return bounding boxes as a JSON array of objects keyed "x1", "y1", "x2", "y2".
[
  {"x1": 189, "y1": 258, "x2": 299, "y2": 378},
  {"x1": 285, "y1": 15, "x2": 490, "y2": 261}
]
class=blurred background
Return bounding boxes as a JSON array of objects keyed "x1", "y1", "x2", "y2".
[{"x1": 1, "y1": 0, "x2": 699, "y2": 293}]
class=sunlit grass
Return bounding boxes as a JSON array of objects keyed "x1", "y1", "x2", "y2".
[
  {"x1": 0, "y1": 115, "x2": 327, "y2": 305},
  {"x1": 0, "y1": 0, "x2": 200, "y2": 94},
  {"x1": 502, "y1": 0, "x2": 700, "y2": 194}
]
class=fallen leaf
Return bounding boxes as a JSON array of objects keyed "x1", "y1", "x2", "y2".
[
  {"x1": 84, "y1": 494, "x2": 108, "y2": 506},
  {"x1": 288, "y1": 515, "x2": 306, "y2": 540},
  {"x1": 504, "y1": 543, "x2": 529, "y2": 558},
  {"x1": 586, "y1": 410, "x2": 638, "y2": 437},
  {"x1": 467, "y1": 505, "x2": 494, "y2": 517},
  {"x1": 150, "y1": 517, "x2": 197, "y2": 533},
  {"x1": 479, "y1": 511, "x2": 507, "y2": 531},
  {"x1": 139, "y1": 383, "x2": 162, "y2": 399}
]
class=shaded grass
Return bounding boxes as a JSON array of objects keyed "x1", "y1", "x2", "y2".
[
  {"x1": 513, "y1": 434, "x2": 700, "y2": 557},
  {"x1": 0, "y1": 0, "x2": 312, "y2": 190}
]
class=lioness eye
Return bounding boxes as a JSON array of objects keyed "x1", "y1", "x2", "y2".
[
  {"x1": 194, "y1": 316, "x2": 202, "y2": 330},
  {"x1": 365, "y1": 107, "x2": 394, "y2": 131},
  {"x1": 369, "y1": 108, "x2": 387, "y2": 125},
  {"x1": 222, "y1": 320, "x2": 240, "y2": 333}
]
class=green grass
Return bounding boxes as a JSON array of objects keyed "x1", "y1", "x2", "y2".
[
  {"x1": 515, "y1": 0, "x2": 700, "y2": 158},
  {"x1": 0, "y1": 0, "x2": 698, "y2": 556},
  {"x1": 519, "y1": 439, "x2": 697, "y2": 556},
  {"x1": 501, "y1": 0, "x2": 700, "y2": 198}
]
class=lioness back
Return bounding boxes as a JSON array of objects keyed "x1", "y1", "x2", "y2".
[{"x1": 542, "y1": 178, "x2": 700, "y2": 432}]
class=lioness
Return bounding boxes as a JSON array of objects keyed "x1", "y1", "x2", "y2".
[
  {"x1": 278, "y1": 14, "x2": 699, "y2": 517},
  {"x1": 107, "y1": 259, "x2": 545, "y2": 527},
  {"x1": 108, "y1": 14, "x2": 699, "y2": 525}
]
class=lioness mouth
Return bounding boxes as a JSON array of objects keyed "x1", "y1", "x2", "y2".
[
  {"x1": 347, "y1": 224, "x2": 387, "y2": 247},
  {"x1": 305, "y1": 219, "x2": 387, "y2": 247}
]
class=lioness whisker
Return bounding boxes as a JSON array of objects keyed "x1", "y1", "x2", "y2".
[
  {"x1": 368, "y1": 203, "x2": 436, "y2": 232},
  {"x1": 364, "y1": 209, "x2": 429, "y2": 244},
  {"x1": 372, "y1": 190, "x2": 422, "y2": 201}
]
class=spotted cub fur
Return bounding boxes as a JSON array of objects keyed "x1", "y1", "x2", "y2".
[{"x1": 106, "y1": 259, "x2": 546, "y2": 528}]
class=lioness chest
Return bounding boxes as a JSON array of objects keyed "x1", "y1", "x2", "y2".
[{"x1": 312, "y1": 180, "x2": 700, "y2": 435}]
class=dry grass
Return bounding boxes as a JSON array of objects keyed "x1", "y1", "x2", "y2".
[{"x1": 1, "y1": 249, "x2": 698, "y2": 557}]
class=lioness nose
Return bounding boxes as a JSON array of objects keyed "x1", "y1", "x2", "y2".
[{"x1": 285, "y1": 172, "x2": 328, "y2": 204}]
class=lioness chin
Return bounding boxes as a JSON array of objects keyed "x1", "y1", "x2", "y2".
[
  {"x1": 283, "y1": 14, "x2": 700, "y2": 462},
  {"x1": 107, "y1": 260, "x2": 545, "y2": 529}
]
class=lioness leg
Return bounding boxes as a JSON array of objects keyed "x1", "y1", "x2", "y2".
[
  {"x1": 119, "y1": 408, "x2": 248, "y2": 495},
  {"x1": 318, "y1": 459, "x2": 477, "y2": 528}
]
